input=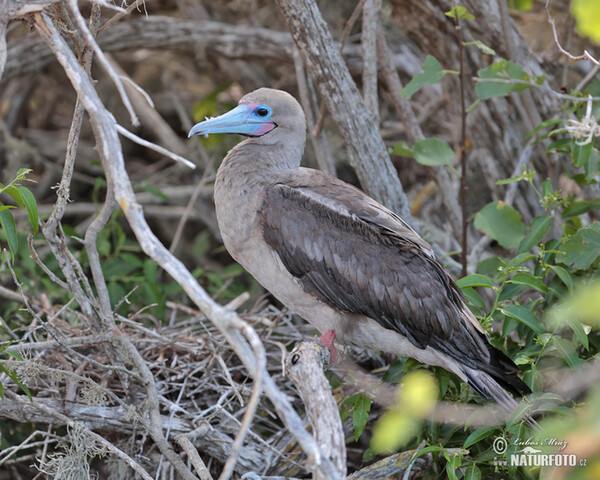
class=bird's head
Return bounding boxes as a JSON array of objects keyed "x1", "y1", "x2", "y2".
[{"x1": 188, "y1": 88, "x2": 306, "y2": 141}]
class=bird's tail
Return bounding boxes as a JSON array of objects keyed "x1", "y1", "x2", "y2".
[
  {"x1": 463, "y1": 367, "x2": 520, "y2": 412},
  {"x1": 462, "y1": 367, "x2": 539, "y2": 428}
]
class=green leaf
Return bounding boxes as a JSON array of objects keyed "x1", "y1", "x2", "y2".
[
  {"x1": 15, "y1": 167, "x2": 33, "y2": 180},
  {"x1": 518, "y1": 216, "x2": 552, "y2": 252},
  {"x1": 383, "y1": 358, "x2": 406, "y2": 383},
  {"x1": 509, "y1": 272, "x2": 548, "y2": 293},
  {"x1": 140, "y1": 183, "x2": 170, "y2": 201},
  {"x1": 562, "y1": 199, "x2": 600, "y2": 218},
  {"x1": 362, "y1": 447, "x2": 376, "y2": 464},
  {"x1": 557, "y1": 222, "x2": 600, "y2": 269},
  {"x1": 464, "y1": 465, "x2": 482, "y2": 480},
  {"x1": 566, "y1": 317, "x2": 589, "y2": 350},
  {"x1": 572, "y1": 139, "x2": 593, "y2": 167},
  {"x1": 584, "y1": 148, "x2": 599, "y2": 181},
  {"x1": 507, "y1": 252, "x2": 537, "y2": 267},
  {"x1": 340, "y1": 394, "x2": 358, "y2": 423},
  {"x1": 445, "y1": 453, "x2": 461, "y2": 480},
  {"x1": 353, "y1": 393, "x2": 371, "y2": 442},
  {"x1": 436, "y1": 368, "x2": 451, "y2": 397},
  {"x1": 464, "y1": 40, "x2": 495, "y2": 56},
  {"x1": 463, "y1": 426, "x2": 497, "y2": 448},
  {"x1": 549, "y1": 265, "x2": 573, "y2": 292},
  {"x1": 413, "y1": 138, "x2": 455, "y2": 166},
  {"x1": 547, "y1": 138, "x2": 572, "y2": 155},
  {"x1": 17, "y1": 186, "x2": 39, "y2": 235},
  {"x1": 551, "y1": 337, "x2": 582, "y2": 369},
  {"x1": 391, "y1": 140, "x2": 415, "y2": 158},
  {"x1": 461, "y1": 287, "x2": 486, "y2": 309},
  {"x1": 475, "y1": 60, "x2": 531, "y2": 99},
  {"x1": 474, "y1": 201, "x2": 526, "y2": 249},
  {"x1": 3, "y1": 186, "x2": 24, "y2": 209},
  {"x1": 477, "y1": 256, "x2": 504, "y2": 275},
  {"x1": 456, "y1": 274, "x2": 495, "y2": 289},
  {"x1": 401, "y1": 56, "x2": 446, "y2": 99},
  {"x1": 0, "y1": 208, "x2": 18, "y2": 260},
  {"x1": 502, "y1": 314, "x2": 519, "y2": 336},
  {"x1": 445, "y1": 5, "x2": 475, "y2": 20},
  {"x1": 525, "y1": 117, "x2": 564, "y2": 139},
  {"x1": 500, "y1": 305, "x2": 545, "y2": 334},
  {"x1": 0, "y1": 364, "x2": 32, "y2": 401}
]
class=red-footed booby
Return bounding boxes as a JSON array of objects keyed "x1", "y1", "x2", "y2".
[{"x1": 188, "y1": 88, "x2": 530, "y2": 412}]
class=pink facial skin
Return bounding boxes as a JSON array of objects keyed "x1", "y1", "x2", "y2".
[{"x1": 239, "y1": 102, "x2": 277, "y2": 136}]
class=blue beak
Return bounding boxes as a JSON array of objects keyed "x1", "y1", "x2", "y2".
[{"x1": 188, "y1": 104, "x2": 276, "y2": 138}]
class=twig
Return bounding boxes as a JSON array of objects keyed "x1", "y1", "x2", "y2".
[
  {"x1": 116, "y1": 125, "x2": 196, "y2": 169},
  {"x1": 4, "y1": 251, "x2": 142, "y2": 383},
  {"x1": 44, "y1": 3, "x2": 101, "y2": 234},
  {"x1": 451, "y1": 1, "x2": 468, "y2": 277},
  {"x1": 504, "y1": 139, "x2": 534, "y2": 206},
  {"x1": 28, "y1": 235, "x2": 70, "y2": 291},
  {"x1": 293, "y1": 46, "x2": 336, "y2": 175},
  {"x1": 219, "y1": 324, "x2": 265, "y2": 480},
  {"x1": 83, "y1": 190, "x2": 116, "y2": 320},
  {"x1": 314, "y1": 0, "x2": 367, "y2": 137},
  {"x1": 5, "y1": 391, "x2": 155, "y2": 480},
  {"x1": 169, "y1": 160, "x2": 214, "y2": 254},
  {"x1": 574, "y1": 63, "x2": 600, "y2": 93},
  {"x1": 66, "y1": 0, "x2": 140, "y2": 126},
  {"x1": 471, "y1": 76, "x2": 600, "y2": 102},
  {"x1": 0, "y1": 285, "x2": 24, "y2": 302},
  {"x1": 0, "y1": 431, "x2": 50, "y2": 467},
  {"x1": 376, "y1": 31, "x2": 424, "y2": 143},
  {"x1": 176, "y1": 434, "x2": 214, "y2": 480},
  {"x1": 361, "y1": 0, "x2": 381, "y2": 123},
  {"x1": 98, "y1": 0, "x2": 143, "y2": 35},
  {"x1": 276, "y1": 0, "x2": 411, "y2": 220},
  {"x1": 346, "y1": 446, "x2": 433, "y2": 480},
  {"x1": 545, "y1": 0, "x2": 600, "y2": 67},
  {"x1": 402, "y1": 440, "x2": 426, "y2": 480},
  {"x1": 108, "y1": 53, "x2": 190, "y2": 157},
  {"x1": 0, "y1": 16, "x2": 7, "y2": 80}
]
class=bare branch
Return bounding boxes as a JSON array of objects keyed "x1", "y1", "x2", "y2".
[
  {"x1": 5, "y1": 391, "x2": 155, "y2": 480},
  {"x1": 546, "y1": 0, "x2": 600, "y2": 67},
  {"x1": 116, "y1": 125, "x2": 196, "y2": 169},
  {"x1": 66, "y1": 0, "x2": 140, "y2": 126},
  {"x1": 361, "y1": 0, "x2": 381, "y2": 123},
  {"x1": 286, "y1": 342, "x2": 346, "y2": 480},
  {"x1": 275, "y1": 0, "x2": 412, "y2": 220},
  {"x1": 292, "y1": 46, "x2": 336, "y2": 175}
]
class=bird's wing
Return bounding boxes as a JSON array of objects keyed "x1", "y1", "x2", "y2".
[{"x1": 259, "y1": 170, "x2": 490, "y2": 370}]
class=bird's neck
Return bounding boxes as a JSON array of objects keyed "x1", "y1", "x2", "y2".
[
  {"x1": 214, "y1": 134, "x2": 305, "y2": 247},
  {"x1": 218, "y1": 134, "x2": 304, "y2": 184}
]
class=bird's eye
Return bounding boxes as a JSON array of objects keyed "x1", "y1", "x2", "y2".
[{"x1": 256, "y1": 107, "x2": 269, "y2": 117}]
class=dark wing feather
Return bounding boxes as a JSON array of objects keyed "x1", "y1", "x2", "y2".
[{"x1": 260, "y1": 175, "x2": 525, "y2": 391}]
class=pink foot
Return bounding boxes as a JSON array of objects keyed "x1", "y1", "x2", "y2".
[{"x1": 320, "y1": 329, "x2": 338, "y2": 363}]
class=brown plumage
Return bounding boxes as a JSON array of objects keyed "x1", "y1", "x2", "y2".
[{"x1": 188, "y1": 88, "x2": 530, "y2": 413}]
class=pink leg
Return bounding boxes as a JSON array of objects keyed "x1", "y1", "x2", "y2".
[{"x1": 319, "y1": 329, "x2": 338, "y2": 363}]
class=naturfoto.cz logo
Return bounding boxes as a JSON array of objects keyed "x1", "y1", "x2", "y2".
[{"x1": 492, "y1": 436, "x2": 587, "y2": 468}]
